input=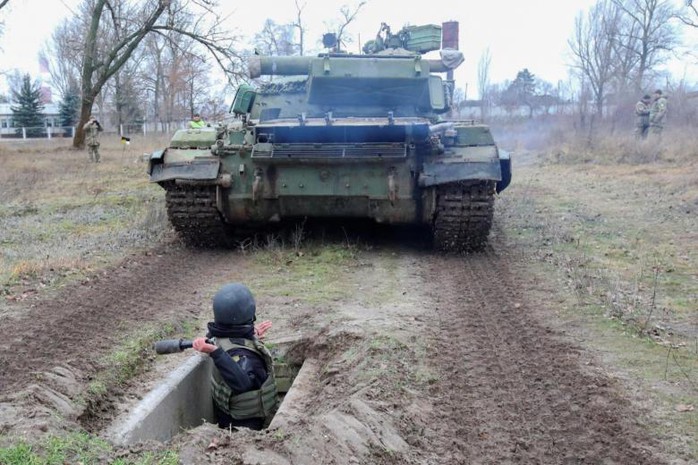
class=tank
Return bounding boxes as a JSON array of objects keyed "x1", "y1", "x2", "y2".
[{"x1": 148, "y1": 22, "x2": 511, "y2": 251}]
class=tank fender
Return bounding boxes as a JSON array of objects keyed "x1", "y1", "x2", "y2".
[
  {"x1": 147, "y1": 149, "x2": 166, "y2": 175},
  {"x1": 150, "y1": 149, "x2": 166, "y2": 162},
  {"x1": 149, "y1": 159, "x2": 221, "y2": 184},
  {"x1": 419, "y1": 161, "x2": 501, "y2": 188},
  {"x1": 496, "y1": 150, "x2": 512, "y2": 193}
]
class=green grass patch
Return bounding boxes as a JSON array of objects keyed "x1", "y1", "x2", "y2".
[
  {"x1": 250, "y1": 242, "x2": 358, "y2": 305},
  {"x1": 0, "y1": 432, "x2": 178, "y2": 465},
  {"x1": 78, "y1": 323, "x2": 180, "y2": 414}
]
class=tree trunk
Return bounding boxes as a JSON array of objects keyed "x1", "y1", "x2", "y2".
[{"x1": 74, "y1": 95, "x2": 96, "y2": 149}]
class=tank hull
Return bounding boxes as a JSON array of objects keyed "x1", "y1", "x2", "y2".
[{"x1": 149, "y1": 39, "x2": 511, "y2": 251}]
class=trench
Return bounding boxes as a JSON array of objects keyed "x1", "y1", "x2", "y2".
[{"x1": 105, "y1": 338, "x2": 307, "y2": 446}]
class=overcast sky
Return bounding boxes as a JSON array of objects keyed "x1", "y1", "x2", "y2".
[{"x1": 1, "y1": 0, "x2": 696, "y2": 98}]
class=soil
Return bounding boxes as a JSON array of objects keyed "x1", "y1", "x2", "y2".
[{"x1": 0, "y1": 221, "x2": 684, "y2": 464}]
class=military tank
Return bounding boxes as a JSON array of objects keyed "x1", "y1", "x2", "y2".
[{"x1": 148, "y1": 22, "x2": 511, "y2": 251}]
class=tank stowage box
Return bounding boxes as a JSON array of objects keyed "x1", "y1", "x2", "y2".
[
  {"x1": 404, "y1": 24, "x2": 442, "y2": 53},
  {"x1": 148, "y1": 22, "x2": 511, "y2": 252}
]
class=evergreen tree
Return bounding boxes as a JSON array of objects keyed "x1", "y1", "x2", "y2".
[
  {"x1": 59, "y1": 87, "x2": 80, "y2": 128},
  {"x1": 502, "y1": 68, "x2": 538, "y2": 118},
  {"x1": 11, "y1": 74, "x2": 45, "y2": 137}
]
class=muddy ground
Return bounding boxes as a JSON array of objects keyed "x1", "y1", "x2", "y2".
[{"x1": 0, "y1": 219, "x2": 685, "y2": 464}]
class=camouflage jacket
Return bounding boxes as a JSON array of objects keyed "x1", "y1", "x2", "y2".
[
  {"x1": 650, "y1": 97, "x2": 667, "y2": 124},
  {"x1": 83, "y1": 121, "x2": 102, "y2": 146},
  {"x1": 635, "y1": 101, "x2": 650, "y2": 126}
]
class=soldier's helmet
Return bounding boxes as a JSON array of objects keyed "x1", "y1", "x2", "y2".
[
  {"x1": 212, "y1": 283, "x2": 256, "y2": 326},
  {"x1": 642, "y1": 95, "x2": 651, "y2": 102}
]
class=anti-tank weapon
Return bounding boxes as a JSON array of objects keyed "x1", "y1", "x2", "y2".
[{"x1": 153, "y1": 338, "x2": 212, "y2": 354}]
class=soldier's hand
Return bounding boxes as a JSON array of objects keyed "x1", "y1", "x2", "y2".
[
  {"x1": 192, "y1": 337, "x2": 217, "y2": 354},
  {"x1": 255, "y1": 320, "x2": 272, "y2": 339}
]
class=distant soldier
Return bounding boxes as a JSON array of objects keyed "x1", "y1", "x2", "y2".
[
  {"x1": 189, "y1": 113, "x2": 207, "y2": 129},
  {"x1": 649, "y1": 89, "x2": 668, "y2": 137},
  {"x1": 634, "y1": 94, "x2": 651, "y2": 140},
  {"x1": 83, "y1": 115, "x2": 103, "y2": 163}
]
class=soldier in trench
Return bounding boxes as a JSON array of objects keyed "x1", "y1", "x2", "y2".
[{"x1": 192, "y1": 283, "x2": 278, "y2": 430}]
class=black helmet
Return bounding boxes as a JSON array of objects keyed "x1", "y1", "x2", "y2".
[{"x1": 212, "y1": 283, "x2": 256, "y2": 326}]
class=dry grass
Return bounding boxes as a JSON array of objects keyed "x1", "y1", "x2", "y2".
[
  {"x1": 0, "y1": 136, "x2": 171, "y2": 301},
  {"x1": 499, "y1": 152, "x2": 697, "y2": 336},
  {"x1": 494, "y1": 124, "x2": 698, "y2": 455},
  {"x1": 542, "y1": 127, "x2": 698, "y2": 165}
]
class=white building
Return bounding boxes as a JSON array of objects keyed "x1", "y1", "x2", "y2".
[{"x1": 0, "y1": 102, "x2": 63, "y2": 137}]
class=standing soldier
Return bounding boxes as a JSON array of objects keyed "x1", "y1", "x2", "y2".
[
  {"x1": 634, "y1": 94, "x2": 651, "y2": 140},
  {"x1": 83, "y1": 115, "x2": 103, "y2": 162},
  {"x1": 649, "y1": 89, "x2": 668, "y2": 137}
]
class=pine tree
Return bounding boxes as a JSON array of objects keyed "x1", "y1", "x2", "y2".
[
  {"x1": 11, "y1": 74, "x2": 45, "y2": 137},
  {"x1": 59, "y1": 88, "x2": 80, "y2": 128},
  {"x1": 502, "y1": 69, "x2": 537, "y2": 118}
]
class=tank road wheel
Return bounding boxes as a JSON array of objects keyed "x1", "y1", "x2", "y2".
[
  {"x1": 164, "y1": 184, "x2": 232, "y2": 247},
  {"x1": 432, "y1": 181, "x2": 495, "y2": 252}
]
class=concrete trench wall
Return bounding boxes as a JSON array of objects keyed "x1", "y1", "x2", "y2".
[
  {"x1": 107, "y1": 355, "x2": 215, "y2": 445},
  {"x1": 106, "y1": 342, "x2": 308, "y2": 446}
]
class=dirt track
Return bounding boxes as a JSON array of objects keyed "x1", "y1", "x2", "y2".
[{"x1": 0, "y1": 235, "x2": 671, "y2": 464}]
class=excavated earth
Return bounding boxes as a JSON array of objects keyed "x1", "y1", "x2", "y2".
[{"x1": 0, "y1": 228, "x2": 675, "y2": 464}]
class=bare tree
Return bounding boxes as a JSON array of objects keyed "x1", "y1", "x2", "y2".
[
  {"x1": 569, "y1": 0, "x2": 621, "y2": 120},
  {"x1": 609, "y1": 13, "x2": 641, "y2": 96},
  {"x1": 293, "y1": 0, "x2": 307, "y2": 55},
  {"x1": 477, "y1": 48, "x2": 492, "y2": 121},
  {"x1": 0, "y1": 0, "x2": 9, "y2": 39},
  {"x1": 677, "y1": 0, "x2": 698, "y2": 27},
  {"x1": 333, "y1": 1, "x2": 367, "y2": 51},
  {"x1": 72, "y1": 0, "x2": 241, "y2": 148},
  {"x1": 254, "y1": 19, "x2": 296, "y2": 56},
  {"x1": 612, "y1": 0, "x2": 678, "y2": 90},
  {"x1": 41, "y1": 18, "x2": 88, "y2": 100}
]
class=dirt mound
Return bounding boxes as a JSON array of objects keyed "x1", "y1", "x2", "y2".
[{"x1": 0, "y1": 241, "x2": 674, "y2": 464}]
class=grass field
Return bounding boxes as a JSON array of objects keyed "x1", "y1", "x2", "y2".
[
  {"x1": 0, "y1": 136, "x2": 170, "y2": 304},
  {"x1": 494, "y1": 127, "x2": 698, "y2": 457}
]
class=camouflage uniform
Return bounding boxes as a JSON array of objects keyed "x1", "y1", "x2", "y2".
[
  {"x1": 634, "y1": 98, "x2": 651, "y2": 140},
  {"x1": 649, "y1": 94, "x2": 667, "y2": 137},
  {"x1": 83, "y1": 118, "x2": 102, "y2": 162}
]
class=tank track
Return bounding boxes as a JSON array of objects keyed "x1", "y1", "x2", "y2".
[
  {"x1": 164, "y1": 184, "x2": 231, "y2": 247},
  {"x1": 432, "y1": 181, "x2": 495, "y2": 252}
]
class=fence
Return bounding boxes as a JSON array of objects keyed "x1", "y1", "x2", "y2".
[
  {"x1": 0, "y1": 122, "x2": 191, "y2": 141},
  {"x1": 0, "y1": 126, "x2": 75, "y2": 140}
]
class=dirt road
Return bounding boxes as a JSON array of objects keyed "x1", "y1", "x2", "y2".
[{"x1": 0, "y1": 235, "x2": 672, "y2": 464}]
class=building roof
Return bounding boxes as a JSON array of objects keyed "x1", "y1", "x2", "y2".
[{"x1": 0, "y1": 103, "x2": 60, "y2": 116}]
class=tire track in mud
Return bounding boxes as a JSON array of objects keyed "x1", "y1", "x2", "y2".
[
  {"x1": 0, "y1": 247, "x2": 243, "y2": 397},
  {"x1": 422, "y1": 250, "x2": 663, "y2": 464}
]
